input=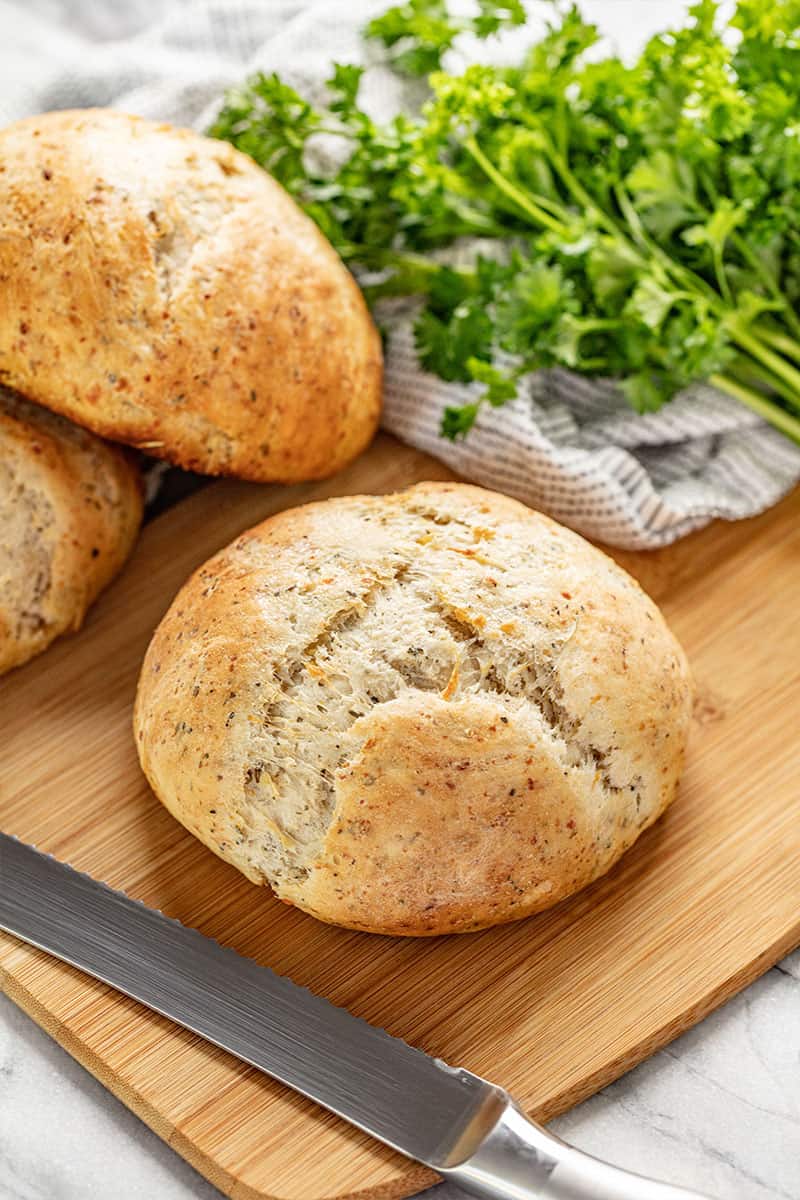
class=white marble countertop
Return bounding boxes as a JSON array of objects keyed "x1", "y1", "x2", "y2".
[{"x1": 2, "y1": 949, "x2": 798, "y2": 1200}]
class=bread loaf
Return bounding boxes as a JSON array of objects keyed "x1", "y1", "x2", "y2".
[
  {"x1": 0, "y1": 109, "x2": 382, "y2": 482},
  {"x1": 0, "y1": 387, "x2": 142, "y2": 676},
  {"x1": 134, "y1": 482, "x2": 693, "y2": 935}
]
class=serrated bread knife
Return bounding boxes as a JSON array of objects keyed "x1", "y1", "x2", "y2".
[{"x1": 0, "y1": 833, "x2": 713, "y2": 1200}]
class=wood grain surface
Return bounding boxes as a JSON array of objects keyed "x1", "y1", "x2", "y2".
[{"x1": 1, "y1": 434, "x2": 798, "y2": 1200}]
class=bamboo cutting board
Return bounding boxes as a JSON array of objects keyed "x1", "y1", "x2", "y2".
[{"x1": 1, "y1": 433, "x2": 799, "y2": 1200}]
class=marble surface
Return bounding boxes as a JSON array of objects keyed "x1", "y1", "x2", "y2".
[{"x1": 2, "y1": 950, "x2": 798, "y2": 1200}]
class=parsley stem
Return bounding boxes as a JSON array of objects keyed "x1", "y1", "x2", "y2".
[
  {"x1": 756, "y1": 327, "x2": 800, "y2": 366},
  {"x1": 367, "y1": 249, "x2": 452, "y2": 274},
  {"x1": 546, "y1": 146, "x2": 626, "y2": 241},
  {"x1": 554, "y1": 95, "x2": 569, "y2": 161},
  {"x1": 363, "y1": 276, "x2": 424, "y2": 302},
  {"x1": 611, "y1": 184, "x2": 650, "y2": 252},
  {"x1": 360, "y1": 251, "x2": 474, "y2": 300},
  {"x1": 463, "y1": 137, "x2": 569, "y2": 236},
  {"x1": 710, "y1": 373, "x2": 800, "y2": 444},
  {"x1": 731, "y1": 356, "x2": 800, "y2": 413},
  {"x1": 517, "y1": 191, "x2": 571, "y2": 220},
  {"x1": 712, "y1": 246, "x2": 732, "y2": 306},
  {"x1": 697, "y1": 177, "x2": 800, "y2": 338},
  {"x1": 613, "y1": 184, "x2": 721, "y2": 307},
  {"x1": 730, "y1": 233, "x2": 800, "y2": 340},
  {"x1": 727, "y1": 322, "x2": 800, "y2": 409}
]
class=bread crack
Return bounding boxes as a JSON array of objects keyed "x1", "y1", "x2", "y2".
[
  {"x1": 150, "y1": 190, "x2": 233, "y2": 302},
  {"x1": 247, "y1": 562, "x2": 413, "y2": 873},
  {"x1": 291, "y1": 563, "x2": 409, "y2": 676},
  {"x1": 403, "y1": 502, "x2": 465, "y2": 528},
  {"x1": 429, "y1": 597, "x2": 625, "y2": 794}
]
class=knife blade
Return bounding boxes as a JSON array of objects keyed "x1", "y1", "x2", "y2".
[{"x1": 0, "y1": 833, "x2": 713, "y2": 1200}]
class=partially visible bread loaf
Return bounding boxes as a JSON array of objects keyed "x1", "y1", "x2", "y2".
[
  {"x1": 0, "y1": 388, "x2": 142, "y2": 675},
  {"x1": 0, "y1": 109, "x2": 382, "y2": 482},
  {"x1": 135, "y1": 482, "x2": 693, "y2": 935}
]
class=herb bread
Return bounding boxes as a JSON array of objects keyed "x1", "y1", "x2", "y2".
[
  {"x1": 0, "y1": 109, "x2": 382, "y2": 482},
  {"x1": 0, "y1": 387, "x2": 142, "y2": 676},
  {"x1": 134, "y1": 482, "x2": 693, "y2": 935}
]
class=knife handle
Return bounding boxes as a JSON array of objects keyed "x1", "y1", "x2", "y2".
[{"x1": 439, "y1": 1100, "x2": 714, "y2": 1200}]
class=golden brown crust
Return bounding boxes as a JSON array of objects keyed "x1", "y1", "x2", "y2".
[
  {"x1": 0, "y1": 109, "x2": 382, "y2": 482},
  {"x1": 134, "y1": 483, "x2": 693, "y2": 935},
  {"x1": 0, "y1": 388, "x2": 143, "y2": 675}
]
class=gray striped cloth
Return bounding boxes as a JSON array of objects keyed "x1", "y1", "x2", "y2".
[{"x1": 2, "y1": 0, "x2": 798, "y2": 549}]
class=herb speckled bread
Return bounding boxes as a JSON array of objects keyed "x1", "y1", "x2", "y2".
[
  {"x1": 0, "y1": 109, "x2": 382, "y2": 482},
  {"x1": 0, "y1": 387, "x2": 142, "y2": 676},
  {"x1": 134, "y1": 483, "x2": 693, "y2": 935}
]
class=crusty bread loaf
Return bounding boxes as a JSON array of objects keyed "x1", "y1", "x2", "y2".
[
  {"x1": 0, "y1": 387, "x2": 142, "y2": 676},
  {"x1": 0, "y1": 109, "x2": 382, "y2": 482},
  {"x1": 134, "y1": 482, "x2": 692, "y2": 935}
]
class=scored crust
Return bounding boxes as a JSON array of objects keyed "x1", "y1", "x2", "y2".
[
  {"x1": 134, "y1": 482, "x2": 693, "y2": 935},
  {"x1": 0, "y1": 387, "x2": 143, "y2": 675},
  {"x1": 0, "y1": 109, "x2": 382, "y2": 482}
]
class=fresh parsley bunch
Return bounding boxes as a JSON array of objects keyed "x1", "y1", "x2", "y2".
[{"x1": 210, "y1": 0, "x2": 800, "y2": 443}]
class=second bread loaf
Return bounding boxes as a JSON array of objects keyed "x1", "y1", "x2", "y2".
[
  {"x1": 0, "y1": 387, "x2": 143, "y2": 675},
  {"x1": 0, "y1": 109, "x2": 382, "y2": 483}
]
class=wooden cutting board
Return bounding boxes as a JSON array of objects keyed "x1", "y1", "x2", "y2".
[{"x1": 1, "y1": 433, "x2": 799, "y2": 1200}]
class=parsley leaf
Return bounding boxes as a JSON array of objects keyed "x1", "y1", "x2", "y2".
[
  {"x1": 210, "y1": 0, "x2": 800, "y2": 445},
  {"x1": 366, "y1": 0, "x2": 526, "y2": 76}
]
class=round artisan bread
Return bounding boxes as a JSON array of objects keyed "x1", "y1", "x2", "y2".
[
  {"x1": 134, "y1": 482, "x2": 693, "y2": 935},
  {"x1": 0, "y1": 109, "x2": 382, "y2": 482},
  {"x1": 0, "y1": 387, "x2": 142, "y2": 676}
]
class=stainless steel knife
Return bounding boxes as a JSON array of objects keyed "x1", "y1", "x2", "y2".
[{"x1": 0, "y1": 833, "x2": 713, "y2": 1200}]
